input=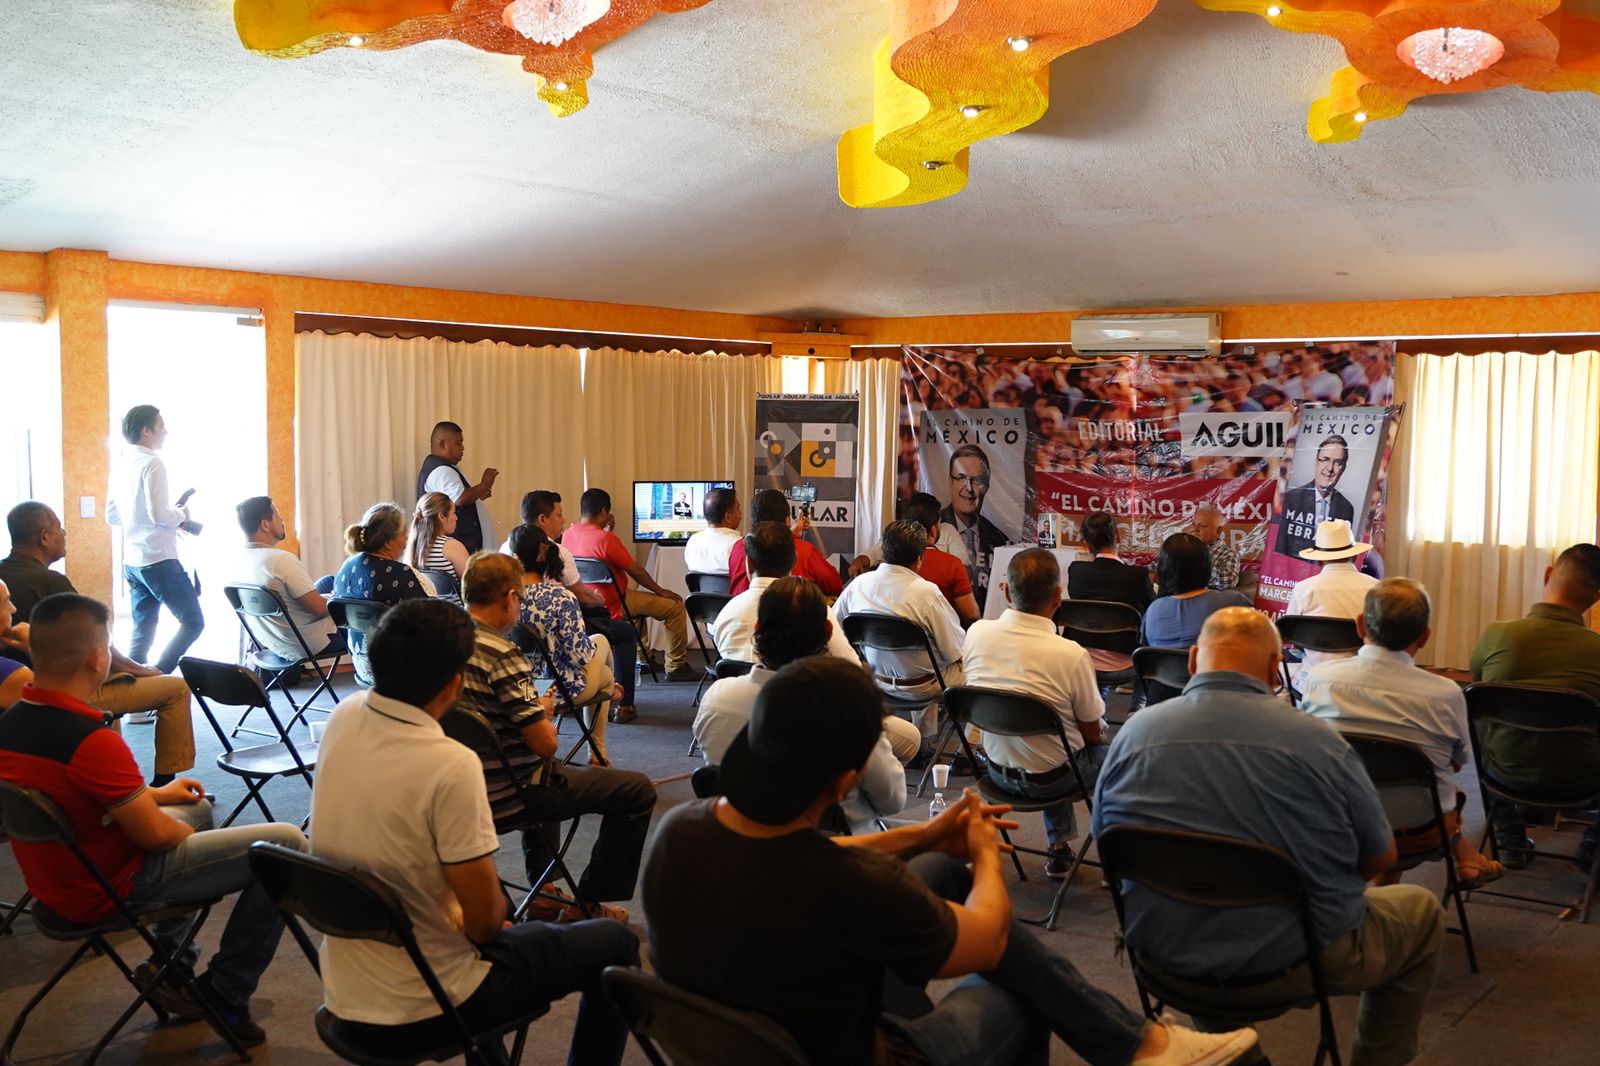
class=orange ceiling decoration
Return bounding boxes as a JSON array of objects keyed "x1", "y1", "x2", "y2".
[
  {"x1": 837, "y1": 0, "x2": 1158, "y2": 209},
  {"x1": 233, "y1": 0, "x2": 713, "y2": 118},
  {"x1": 1195, "y1": 0, "x2": 1600, "y2": 143}
]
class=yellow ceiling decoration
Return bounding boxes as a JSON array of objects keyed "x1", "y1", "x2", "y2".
[
  {"x1": 836, "y1": 0, "x2": 1158, "y2": 209},
  {"x1": 1196, "y1": 0, "x2": 1600, "y2": 142},
  {"x1": 233, "y1": 0, "x2": 713, "y2": 118}
]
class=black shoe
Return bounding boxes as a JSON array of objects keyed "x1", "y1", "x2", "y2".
[
  {"x1": 1572, "y1": 837, "x2": 1597, "y2": 871},
  {"x1": 947, "y1": 753, "x2": 975, "y2": 777},
  {"x1": 1045, "y1": 846, "x2": 1076, "y2": 880},
  {"x1": 195, "y1": 973, "x2": 267, "y2": 1049},
  {"x1": 608, "y1": 704, "x2": 637, "y2": 724},
  {"x1": 142, "y1": 970, "x2": 266, "y2": 1048},
  {"x1": 1497, "y1": 835, "x2": 1536, "y2": 870}
]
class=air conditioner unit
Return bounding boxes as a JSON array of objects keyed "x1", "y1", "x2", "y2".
[{"x1": 1070, "y1": 313, "x2": 1221, "y2": 357}]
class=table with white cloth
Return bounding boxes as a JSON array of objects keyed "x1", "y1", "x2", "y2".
[
  {"x1": 980, "y1": 546, "x2": 1087, "y2": 620},
  {"x1": 642, "y1": 544, "x2": 693, "y2": 654}
]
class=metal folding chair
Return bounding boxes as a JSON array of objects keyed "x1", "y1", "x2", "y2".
[
  {"x1": 685, "y1": 571, "x2": 732, "y2": 595},
  {"x1": 1100, "y1": 824, "x2": 1343, "y2": 1066},
  {"x1": 1131, "y1": 645, "x2": 1191, "y2": 707},
  {"x1": 248, "y1": 842, "x2": 548, "y2": 1065},
  {"x1": 573, "y1": 556, "x2": 660, "y2": 683},
  {"x1": 1275, "y1": 615, "x2": 1361, "y2": 704},
  {"x1": 685, "y1": 591, "x2": 732, "y2": 708},
  {"x1": 509, "y1": 622, "x2": 609, "y2": 767},
  {"x1": 179, "y1": 656, "x2": 317, "y2": 830},
  {"x1": 601, "y1": 966, "x2": 809, "y2": 1066},
  {"x1": 1053, "y1": 599, "x2": 1142, "y2": 692},
  {"x1": 328, "y1": 598, "x2": 391, "y2": 689},
  {"x1": 841, "y1": 612, "x2": 953, "y2": 798},
  {"x1": 224, "y1": 583, "x2": 344, "y2": 736},
  {"x1": 0, "y1": 780, "x2": 251, "y2": 1064},
  {"x1": 1465, "y1": 682, "x2": 1600, "y2": 923}
]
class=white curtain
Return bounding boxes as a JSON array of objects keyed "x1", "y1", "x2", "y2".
[
  {"x1": 296, "y1": 331, "x2": 585, "y2": 579},
  {"x1": 1391, "y1": 350, "x2": 1600, "y2": 668},
  {"x1": 582, "y1": 348, "x2": 783, "y2": 561},
  {"x1": 824, "y1": 356, "x2": 904, "y2": 555}
]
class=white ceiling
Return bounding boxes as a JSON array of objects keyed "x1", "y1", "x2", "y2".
[{"x1": 3, "y1": 1, "x2": 1600, "y2": 321}]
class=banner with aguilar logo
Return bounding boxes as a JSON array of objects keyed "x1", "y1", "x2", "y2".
[
  {"x1": 898, "y1": 343, "x2": 1402, "y2": 614},
  {"x1": 755, "y1": 393, "x2": 860, "y2": 573}
]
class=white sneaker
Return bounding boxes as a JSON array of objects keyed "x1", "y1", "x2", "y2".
[
  {"x1": 126, "y1": 710, "x2": 159, "y2": 724},
  {"x1": 1135, "y1": 1016, "x2": 1258, "y2": 1066}
]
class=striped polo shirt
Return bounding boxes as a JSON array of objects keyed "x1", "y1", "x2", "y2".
[{"x1": 457, "y1": 621, "x2": 549, "y2": 822}]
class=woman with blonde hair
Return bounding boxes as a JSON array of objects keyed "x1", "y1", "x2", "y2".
[
  {"x1": 332, "y1": 502, "x2": 429, "y2": 685},
  {"x1": 406, "y1": 491, "x2": 470, "y2": 600}
]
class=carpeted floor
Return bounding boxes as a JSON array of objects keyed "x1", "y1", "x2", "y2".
[{"x1": 3, "y1": 657, "x2": 1597, "y2": 1065}]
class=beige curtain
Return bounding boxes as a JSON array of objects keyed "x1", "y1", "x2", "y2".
[
  {"x1": 823, "y1": 356, "x2": 904, "y2": 555},
  {"x1": 582, "y1": 348, "x2": 782, "y2": 561},
  {"x1": 296, "y1": 331, "x2": 585, "y2": 578},
  {"x1": 1390, "y1": 350, "x2": 1600, "y2": 668}
]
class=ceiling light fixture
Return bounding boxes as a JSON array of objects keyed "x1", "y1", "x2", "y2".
[
  {"x1": 1353, "y1": 111, "x2": 1368, "y2": 122},
  {"x1": 960, "y1": 104, "x2": 986, "y2": 118},
  {"x1": 922, "y1": 160, "x2": 947, "y2": 170},
  {"x1": 504, "y1": 0, "x2": 612, "y2": 46},
  {"x1": 1397, "y1": 27, "x2": 1505, "y2": 84},
  {"x1": 1007, "y1": 36, "x2": 1033, "y2": 52},
  {"x1": 554, "y1": 81, "x2": 569, "y2": 91},
  {"x1": 1265, "y1": 5, "x2": 1281, "y2": 16},
  {"x1": 347, "y1": 34, "x2": 364, "y2": 46}
]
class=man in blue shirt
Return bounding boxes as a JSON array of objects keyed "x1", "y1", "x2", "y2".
[{"x1": 1094, "y1": 607, "x2": 1444, "y2": 1066}]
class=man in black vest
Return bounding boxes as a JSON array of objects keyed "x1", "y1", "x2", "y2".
[{"x1": 417, "y1": 421, "x2": 499, "y2": 553}]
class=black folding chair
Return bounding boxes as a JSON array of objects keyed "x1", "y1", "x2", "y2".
[
  {"x1": 1275, "y1": 615, "x2": 1361, "y2": 704},
  {"x1": 439, "y1": 706, "x2": 591, "y2": 924},
  {"x1": 1342, "y1": 732, "x2": 1479, "y2": 973},
  {"x1": 573, "y1": 556, "x2": 659, "y2": 683},
  {"x1": 419, "y1": 568, "x2": 460, "y2": 602},
  {"x1": 714, "y1": 658, "x2": 755, "y2": 680},
  {"x1": 0, "y1": 780, "x2": 251, "y2": 1064},
  {"x1": 685, "y1": 571, "x2": 731, "y2": 595},
  {"x1": 328, "y1": 598, "x2": 392, "y2": 689},
  {"x1": 943, "y1": 685, "x2": 1099, "y2": 926},
  {"x1": 510, "y1": 622, "x2": 609, "y2": 767},
  {"x1": 602, "y1": 966, "x2": 809, "y2": 1066},
  {"x1": 1465, "y1": 682, "x2": 1600, "y2": 923},
  {"x1": 1053, "y1": 600, "x2": 1142, "y2": 692},
  {"x1": 180, "y1": 656, "x2": 317, "y2": 830},
  {"x1": 685, "y1": 591, "x2": 732, "y2": 709},
  {"x1": 841, "y1": 612, "x2": 954, "y2": 798},
  {"x1": 248, "y1": 842, "x2": 548, "y2": 1065},
  {"x1": 224, "y1": 583, "x2": 344, "y2": 736},
  {"x1": 1099, "y1": 825, "x2": 1343, "y2": 1066},
  {"x1": 1131, "y1": 645, "x2": 1191, "y2": 707}
]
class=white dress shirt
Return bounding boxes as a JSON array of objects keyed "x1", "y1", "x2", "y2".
[
  {"x1": 684, "y1": 526, "x2": 741, "y2": 576},
  {"x1": 1284, "y1": 561, "x2": 1376, "y2": 687},
  {"x1": 711, "y1": 575, "x2": 857, "y2": 665},
  {"x1": 1300, "y1": 645, "x2": 1469, "y2": 808},
  {"x1": 833, "y1": 563, "x2": 965, "y2": 678},
  {"x1": 693, "y1": 667, "x2": 906, "y2": 831},
  {"x1": 963, "y1": 609, "x2": 1105, "y2": 772},
  {"x1": 106, "y1": 445, "x2": 187, "y2": 567}
]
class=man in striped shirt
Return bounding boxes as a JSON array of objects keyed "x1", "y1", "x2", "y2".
[{"x1": 459, "y1": 552, "x2": 656, "y2": 923}]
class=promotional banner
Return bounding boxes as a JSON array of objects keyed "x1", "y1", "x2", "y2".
[
  {"x1": 899, "y1": 343, "x2": 1401, "y2": 613},
  {"x1": 755, "y1": 393, "x2": 859, "y2": 571}
]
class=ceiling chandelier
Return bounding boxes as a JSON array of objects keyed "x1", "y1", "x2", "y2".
[
  {"x1": 1397, "y1": 28, "x2": 1505, "y2": 84},
  {"x1": 504, "y1": 0, "x2": 612, "y2": 46}
]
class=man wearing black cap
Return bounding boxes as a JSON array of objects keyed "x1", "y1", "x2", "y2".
[{"x1": 641, "y1": 657, "x2": 1257, "y2": 1066}]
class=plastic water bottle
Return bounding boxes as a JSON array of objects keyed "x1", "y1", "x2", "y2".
[{"x1": 928, "y1": 763, "x2": 951, "y2": 819}]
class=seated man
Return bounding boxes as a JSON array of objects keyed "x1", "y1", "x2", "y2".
[
  {"x1": 965, "y1": 548, "x2": 1107, "y2": 879},
  {"x1": 228, "y1": 495, "x2": 341, "y2": 660},
  {"x1": 696, "y1": 576, "x2": 913, "y2": 827},
  {"x1": 1191, "y1": 503, "x2": 1241, "y2": 591},
  {"x1": 563, "y1": 487, "x2": 694, "y2": 683},
  {"x1": 1094, "y1": 607, "x2": 1445, "y2": 1066},
  {"x1": 0, "y1": 593, "x2": 306, "y2": 1046},
  {"x1": 848, "y1": 500, "x2": 970, "y2": 579},
  {"x1": 0, "y1": 579, "x2": 29, "y2": 706},
  {"x1": 1470, "y1": 542, "x2": 1600, "y2": 868},
  {"x1": 645, "y1": 655, "x2": 1256, "y2": 1066},
  {"x1": 834, "y1": 521, "x2": 966, "y2": 752},
  {"x1": 683, "y1": 486, "x2": 742, "y2": 576},
  {"x1": 1065, "y1": 511, "x2": 1154, "y2": 613},
  {"x1": 1301, "y1": 578, "x2": 1503, "y2": 887},
  {"x1": 726, "y1": 488, "x2": 843, "y2": 598},
  {"x1": 712, "y1": 521, "x2": 857, "y2": 665},
  {"x1": 311, "y1": 597, "x2": 637, "y2": 1065},
  {"x1": 0, "y1": 500, "x2": 195, "y2": 785},
  {"x1": 901, "y1": 493, "x2": 979, "y2": 625},
  {"x1": 1284, "y1": 519, "x2": 1377, "y2": 689},
  {"x1": 458, "y1": 553, "x2": 657, "y2": 922}
]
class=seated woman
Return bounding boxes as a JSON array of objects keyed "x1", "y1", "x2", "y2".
[
  {"x1": 332, "y1": 502, "x2": 429, "y2": 685},
  {"x1": 510, "y1": 524, "x2": 622, "y2": 763},
  {"x1": 1140, "y1": 533, "x2": 1250, "y2": 701},
  {"x1": 406, "y1": 491, "x2": 470, "y2": 602},
  {"x1": 0, "y1": 578, "x2": 34, "y2": 707}
]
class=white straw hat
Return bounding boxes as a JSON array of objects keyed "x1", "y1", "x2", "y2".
[{"x1": 1297, "y1": 518, "x2": 1371, "y2": 562}]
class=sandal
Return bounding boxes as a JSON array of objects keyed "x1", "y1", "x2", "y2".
[
  {"x1": 1456, "y1": 858, "x2": 1506, "y2": 890},
  {"x1": 521, "y1": 887, "x2": 629, "y2": 924}
]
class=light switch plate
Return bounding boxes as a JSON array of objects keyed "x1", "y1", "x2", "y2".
[{"x1": 79, "y1": 495, "x2": 96, "y2": 519}]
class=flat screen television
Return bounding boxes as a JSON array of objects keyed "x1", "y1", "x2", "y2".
[{"x1": 632, "y1": 481, "x2": 735, "y2": 543}]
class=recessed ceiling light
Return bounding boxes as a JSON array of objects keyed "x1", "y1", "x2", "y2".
[
  {"x1": 1266, "y1": 5, "x2": 1282, "y2": 16},
  {"x1": 960, "y1": 105, "x2": 985, "y2": 119},
  {"x1": 1006, "y1": 36, "x2": 1032, "y2": 52},
  {"x1": 922, "y1": 160, "x2": 947, "y2": 170},
  {"x1": 348, "y1": 34, "x2": 365, "y2": 46},
  {"x1": 554, "y1": 81, "x2": 569, "y2": 91},
  {"x1": 1354, "y1": 111, "x2": 1368, "y2": 122}
]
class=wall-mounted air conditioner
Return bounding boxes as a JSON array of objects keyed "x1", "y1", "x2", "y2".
[{"x1": 1070, "y1": 313, "x2": 1221, "y2": 356}]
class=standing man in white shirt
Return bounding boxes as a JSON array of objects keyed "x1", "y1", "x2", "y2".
[
  {"x1": 683, "y1": 487, "x2": 741, "y2": 577},
  {"x1": 107, "y1": 404, "x2": 205, "y2": 675},
  {"x1": 227, "y1": 496, "x2": 340, "y2": 661},
  {"x1": 833, "y1": 521, "x2": 966, "y2": 751},
  {"x1": 1285, "y1": 519, "x2": 1378, "y2": 690},
  {"x1": 964, "y1": 548, "x2": 1107, "y2": 878},
  {"x1": 417, "y1": 421, "x2": 497, "y2": 553}
]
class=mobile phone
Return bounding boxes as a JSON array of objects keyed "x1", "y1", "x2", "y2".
[{"x1": 787, "y1": 483, "x2": 818, "y2": 518}]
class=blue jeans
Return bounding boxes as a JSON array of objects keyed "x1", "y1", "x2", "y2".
[
  {"x1": 124, "y1": 800, "x2": 307, "y2": 1006},
  {"x1": 125, "y1": 558, "x2": 206, "y2": 674},
  {"x1": 882, "y1": 854, "x2": 1147, "y2": 1066},
  {"x1": 986, "y1": 743, "x2": 1109, "y2": 847}
]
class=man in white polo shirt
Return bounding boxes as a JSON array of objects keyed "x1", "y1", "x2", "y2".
[
  {"x1": 310, "y1": 599, "x2": 637, "y2": 1064},
  {"x1": 683, "y1": 487, "x2": 741, "y2": 577},
  {"x1": 712, "y1": 523, "x2": 856, "y2": 665},
  {"x1": 964, "y1": 547, "x2": 1106, "y2": 879},
  {"x1": 227, "y1": 496, "x2": 340, "y2": 661}
]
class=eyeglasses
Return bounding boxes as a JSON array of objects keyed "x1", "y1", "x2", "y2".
[{"x1": 951, "y1": 473, "x2": 991, "y2": 488}]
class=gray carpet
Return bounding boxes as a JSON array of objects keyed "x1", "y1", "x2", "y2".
[{"x1": 2, "y1": 664, "x2": 1597, "y2": 1065}]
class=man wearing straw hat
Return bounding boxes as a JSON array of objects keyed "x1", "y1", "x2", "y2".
[{"x1": 1285, "y1": 518, "x2": 1377, "y2": 689}]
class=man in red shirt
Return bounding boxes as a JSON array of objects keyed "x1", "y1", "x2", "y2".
[
  {"x1": 0, "y1": 593, "x2": 307, "y2": 1048},
  {"x1": 727, "y1": 489, "x2": 844, "y2": 599},
  {"x1": 902, "y1": 494, "x2": 979, "y2": 626},
  {"x1": 563, "y1": 487, "x2": 695, "y2": 682}
]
